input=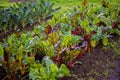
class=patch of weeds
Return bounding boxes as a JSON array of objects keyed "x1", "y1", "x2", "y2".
[
  {"x1": 114, "y1": 48, "x2": 120, "y2": 55},
  {"x1": 105, "y1": 60, "x2": 115, "y2": 69},
  {"x1": 103, "y1": 69, "x2": 109, "y2": 78},
  {"x1": 87, "y1": 69, "x2": 100, "y2": 77},
  {"x1": 87, "y1": 70, "x2": 93, "y2": 76},
  {"x1": 77, "y1": 78, "x2": 84, "y2": 80},
  {"x1": 101, "y1": 37, "x2": 120, "y2": 60},
  {"x1": 102, "y1": 46, "x2": 109, "y2": 50},
  {"x1": 109, "y1": 41, "x2": 120, "y2": 56},
  {"x1": 103, "y1": 37, "x2": 120, "y2": 52},
  {"x1": 93, "y1": 71, "x2": 100, "y2": 76},
  {"x1": 88, "y1": 77, "x2": 95, "y2": 80}
]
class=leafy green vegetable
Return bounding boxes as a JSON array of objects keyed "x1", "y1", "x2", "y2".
[
  {"x1": 0, "y1": 45, "x2": 4, "y2": 66},
  {"x1": 57, "y1": 64, "x2": 71, "y2": 78},
  {"x1": 0, "y1": 45, "x2": 4, "y2": 56},
  {"x1": 102, "y1": 37, "x2": 108, "y2": 46},
  {"x1": 29, "y1": 56, "x2": 70, "y2": 80}
]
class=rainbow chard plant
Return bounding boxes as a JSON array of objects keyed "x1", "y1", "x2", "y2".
[
  {"x1": 0, "y1": 0, "x2": 120, "y2": 80},
  {"x1": 1, "y1": 32, "x2": 45, "y2": 79},
  {"x1": 29, "y1": 56, "x2": 70, "y2": 80}
]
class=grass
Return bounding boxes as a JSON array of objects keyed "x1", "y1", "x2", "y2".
[
  {"x1": 49, "y1": 0, "x2": 119, "y2": 11},
  {"x1": 0, "y1": 0, "x2": 119, "y2": 10},
  {"x1": 0, "y1": 0, "x2": 13, "y2": 8},
  {"x1": 49, "y1": 0, "x2": 82, "y2": 10},
  {"x1": 49, "y1": 0, "x2": 100, "y2": 11}
]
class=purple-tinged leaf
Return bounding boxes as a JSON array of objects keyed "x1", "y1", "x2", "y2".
[{"x1": 80, "y1": 41, "x2": 88, "y2": 47}]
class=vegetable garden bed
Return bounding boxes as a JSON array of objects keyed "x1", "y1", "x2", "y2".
[{"x1": 0, "y1": 0, "x2": 120, "y2": 80}]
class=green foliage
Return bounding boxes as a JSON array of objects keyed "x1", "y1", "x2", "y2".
[
  {"x1": 0, "y1": 45, "x2": 4, "y2": 66},
  {"x1": 1, "y1": 28, "x2": 71, "y2": 79},
  {"x1": 0, "y1": 45, "x2": 4, "y2": 56},
  {"x1": 109, "y1": 39, "x2": 120, "y2": 55},
  {"x1": 2, "y1": 32, "x2": 43, "y2": 79},
  {"x1": 62, "y1": 34, "x2": 80, "y2": 47},
  {"x1": 29, "y1": 56, "x2": 70, "y2": 80},
  {"x1": 57, "y1": 64, "x2": 71, "y2": 78},
  {"x1": 42, "y1": 41, "x2": 54, "y2": 57},
  {"x1": 0, "y1": 0, "x2": 58, "y2": 32},
  {"x1": 0, "y1": 0, "x2": 120, "y2": 79},
  {"x1": 81, "y1": 19, "x2": 89, "y2": 29},
  {"x1": 0, "y1": 0, "x2": 13, "y2": 8},
  {"x1": 91, "y1": 27, "x2": 103, "y2": 41},
  {"x1": 102, "y1": 37, "x2": 108, "y2": 46}
]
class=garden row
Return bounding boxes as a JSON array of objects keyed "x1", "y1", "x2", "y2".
[
  {"x1": 0, "y1": 0, "x2": 60, "y2": 33},
  {"x1": 0, "y1": 0, "x2": 120, "y2": 80}
]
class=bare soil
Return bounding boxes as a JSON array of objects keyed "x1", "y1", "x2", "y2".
[{"x1": 61, "y1": 37, "x2": 120, "y2": 80}]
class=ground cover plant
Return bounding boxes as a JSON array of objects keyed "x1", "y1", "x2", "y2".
[{"x1": 0, "y1": 0, "x2": 120, "y2": 80}]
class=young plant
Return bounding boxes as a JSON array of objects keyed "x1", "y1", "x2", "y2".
[{"x1": 29, "y1": 56, "x2": 70, "y2": 80}]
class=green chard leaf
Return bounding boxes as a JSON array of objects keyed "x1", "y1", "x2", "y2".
[{"x1": 102, "y1": 37, "x2": 108, "y2": 46}]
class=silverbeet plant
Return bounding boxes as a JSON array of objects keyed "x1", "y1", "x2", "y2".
[
  {"x1": 29, "y1": 56, "x2": 70, "y2": 80},
  {"x1": 1, "y1": 30, "x2": 71, "y2": 79},
  {"x1": 0, "y1": 0, "x2": 120, "y2": 79}
]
